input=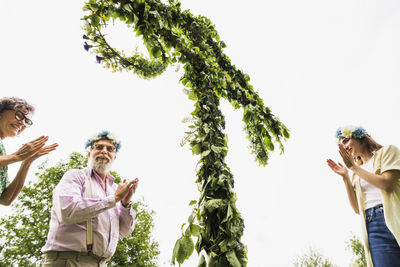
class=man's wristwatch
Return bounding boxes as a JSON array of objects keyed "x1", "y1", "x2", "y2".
[{"x1": 121, "y1": 201, "x2": 132, "y2": 208}]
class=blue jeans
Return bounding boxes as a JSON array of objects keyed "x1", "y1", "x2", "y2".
[{"x1": 366, "y1": 204, "x2": 400, "y2": 266}]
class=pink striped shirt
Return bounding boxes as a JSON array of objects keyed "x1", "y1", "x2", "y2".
[{"x1": 42, "y1": 167, "x2": 136, "y2": 260}]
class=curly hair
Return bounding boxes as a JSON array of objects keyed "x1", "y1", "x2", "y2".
[{"x1": 0, "y1": 97, "x2": 35, "y2": 115}]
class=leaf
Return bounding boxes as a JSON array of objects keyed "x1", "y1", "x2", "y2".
[
  {"x1": 232, "y1": 100, "x2": 240, "y2": 109},
  {"x1": 123, "y1": 3, "x2": 133, "y2": 12},
  {"x1": 243, "y1": 108, "x2": 253, "y2": 123},
  {"x1": 211, "y1": 145, "x2": 223, "y2": 154},
  {"x1": 189, "y1": 200, "x2": 197, "y2": 206},
  {"x1": 111, "y1": 11, "x2": 120, "y2": 19},
  {"x1": 151, "y1": 45, "x2": 161, "y2": 58},
  {"x1": 221, "y1": 204, "x2": 233, "y2": 223},
  {"x1": 181, "y1": 77, "x2": 188, "y2": 86},
  {"x1": 185, "y1": 226, "x2": 192, "y2": 236},
  {"x1": 192, "y1": 144, "x2": 202, "y2": 155},
  {"x1": 176, "y1": 238, "x2": 189, "y2": 264},
  {"x1": 221, "y1": 78, "x2": 227, "y2": 89},
  {"x1": 188, "y1": 214, "x2": 193, "y2": 223},
  {"x1": 90, "y1": 14, "x2": 100, "y2": 26},
  {"x1": 201, "y1": 150, "x2": 210, "y2": 157},
  {"x1": 172, "y1": 239, "x2": 180, "y2": 264},
  {"x1": 264, "y1": 137, "x2": 274, "y2": 151},
  {"x1": 133, "y1": 14, "x2": 139, "y2": 25},
  {"x1": 224, "y1": 72, "x2": 232, "y2": 82},
  {"x1": 203, "y1": 124, "x2": 210, "y2": 133},
  {"x1": 204, "y1": 199, "x2": 225, "y2": 212},
  {"x1": 219, "y1": 239, "x2": 228, "y2": 253},
  {"x1": 158, "y1": 19, "x2": 164, "y2": 29},
  {"x1": 283, "y1": 127, "x2": 290, "y2": 138},
  {"x1": 188, "y1": 90, "x2": 198, "y2": 100},
  {"x1": 226, "y1": 250, "x2": 241, "y2": 267},
  {"x1": 217, "y1": 174, "x2": 226, "y2": 186},
  {"x1": 190, "y1": 224, "x2": 201, "y2": 237},
  {"x1": 208, "y1": 255, "x2": 219, "y2": 267},
  {"x1": 177, "y1": 235, "x2": 194, "y2": 263},
  {"x1": 208, "y1": 254, "x2": 227, "y2": 267},
  {"x1": 149, "y1": 10, "x2": 160, "y2": 18},
  {"x1": 198, "y1": 254, "x2": 206, "y2": 267}
]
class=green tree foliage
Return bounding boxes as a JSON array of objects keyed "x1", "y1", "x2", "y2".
[
  {"x1": 0, "y1": 152, "x2": 159, "y2": 267},
  {"x1": 293, "y1": 234, "x2": 366, "y2": 267},
  {"x1": 346, "y1": 234, "x2": 366, "y2": 267},
  {"x1": 293, "y1": 248, "x2": 337, "y2": 267},
  {"x1": 82, "y1": 0, "x2": 289, "y2": 265}
]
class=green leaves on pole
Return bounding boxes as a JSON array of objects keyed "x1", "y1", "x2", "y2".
[
  {"x1": 198, "y1": 255, "x2": 207, "y2": 267},
  {"x1": 172, "y1": 235, "x2": 195, "y2": 265},
  {"x1": 82, "y1": 0, "x2": 289, "y2": 265}
]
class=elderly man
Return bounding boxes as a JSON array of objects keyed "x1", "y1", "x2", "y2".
[{"x1": 42, "y1": 131, "x2": 138, "y2": 267}]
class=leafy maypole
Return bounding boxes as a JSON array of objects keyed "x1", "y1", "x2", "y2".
[{"x1": 82, "y1": 0, "x2": 289, "y2": 266}]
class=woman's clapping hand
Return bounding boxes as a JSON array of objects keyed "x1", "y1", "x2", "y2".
[
  {"x1": 12, "y1": 136, "x2": 58, "y2": 163},
  {"x1": 326, "y1": 159, "x2": 349, "y2": 178}
]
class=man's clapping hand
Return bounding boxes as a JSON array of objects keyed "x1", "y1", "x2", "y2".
[{"x1": 114, "y1": 178, "x2": 139, "y2": 206}]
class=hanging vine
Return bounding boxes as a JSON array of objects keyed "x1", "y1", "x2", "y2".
[{"x1": 82, "y1": 0, "x2": 289, "y2": 266}]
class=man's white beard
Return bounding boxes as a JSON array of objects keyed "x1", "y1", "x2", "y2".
[{"x1": 88, "y1": 155, "x2": 114, "y2": 175}]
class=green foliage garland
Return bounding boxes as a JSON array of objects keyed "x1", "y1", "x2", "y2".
[
  {"x1": 0, "y1": 153, "x2": 159, "y2": 267},
  {"x1": 82, "y1": 0, "x2": 289, "y2": 266}
]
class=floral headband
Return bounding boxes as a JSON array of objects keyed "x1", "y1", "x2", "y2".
[
  {"x1": 85, "y1": 130, "x2": 121, "y2": 152},
  {"x1": 336, "y1": 125, "x2": 369, "y2": 142}
]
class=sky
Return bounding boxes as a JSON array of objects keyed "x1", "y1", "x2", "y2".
[{"x1": 1, "y1": 0, "x2": 400, "y2": 266}]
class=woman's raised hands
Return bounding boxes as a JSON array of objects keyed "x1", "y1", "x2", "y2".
[
  {"x1": 12, "y1": 136, "x2": 58, "y2": 163},
  {"x1": 327, "y1": 159, "x2": 349, "y2": 178}
]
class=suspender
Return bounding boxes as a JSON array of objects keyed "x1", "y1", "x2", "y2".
[{"x1": 84, "y1": 174, "x2": 93, "y2": 252}]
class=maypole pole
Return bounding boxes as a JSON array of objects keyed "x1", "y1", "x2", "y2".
[{"x1": 82, "y1": 0, "x2": 289, "y2": 265}]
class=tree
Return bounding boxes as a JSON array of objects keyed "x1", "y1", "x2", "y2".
[
  {"x1": 293, "y1": 234, "x2": 366, "y2": 267},
  {"x1": 346, "y1": 234, "x2": 366, "y2": 267},
  {"x1": 82, "y1": 0, "x2": 289, "y2": 265},
  {"x1": 293, "y1": 248, "x2": 337, "y2": 267},
  {"x1": 0, "y1": 152, "x2": 159, "y2": 267}
]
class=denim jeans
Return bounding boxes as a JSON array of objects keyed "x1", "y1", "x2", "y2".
[{"x1": 366, "y1": 204, "x2": 400, "y2": 266}]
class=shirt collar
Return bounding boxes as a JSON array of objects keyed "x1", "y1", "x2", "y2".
[{"x1": 86, "y1": 167, "x2": 115, "y2": 186}]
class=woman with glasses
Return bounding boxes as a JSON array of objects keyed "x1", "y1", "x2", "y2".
[
  {"x1": 0, "y1": 97, "x2": 58, "y2": 206},
  {"x1": 327, "y1": 126, "x2": 400, "y2": 267}
]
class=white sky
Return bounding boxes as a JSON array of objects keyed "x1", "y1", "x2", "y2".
[{"x1": 1, "y1": 0, "x2": 400, "y2": 266}]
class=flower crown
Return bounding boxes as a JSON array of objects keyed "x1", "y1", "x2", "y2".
[
  {"x1": 85, "y1": 130, "x2": 121, "y2": 152},
  {"x1": 336, "y1": 125, "x2": 369, "y2": 142}
]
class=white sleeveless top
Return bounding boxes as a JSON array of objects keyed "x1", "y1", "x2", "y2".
[{"x1": 360, "y1": 155, "x2": 382, "y2": 209}]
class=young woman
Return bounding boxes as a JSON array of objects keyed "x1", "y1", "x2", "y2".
[
  {"x1": 0, "y1": 97, "x2": 58, "y2": 205},
  {"x1": 327, "y1": 125, "x2": 400, "y2": 267}
]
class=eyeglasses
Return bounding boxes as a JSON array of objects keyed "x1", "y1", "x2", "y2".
[
  {"x1": 15, "y1": 110, "x2": 33, "y2": 127},
  {"x1": 93, "y1": 144, "x2": 116, "y2": 153}
]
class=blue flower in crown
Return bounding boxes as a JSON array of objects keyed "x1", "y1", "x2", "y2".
[
  {"x1": 336, "y1": 125, "x2": 369, "y2": 141},
  {"x1": 85, "y1": 130, "x2": 121, "y2": 152},
  {"x1": 83, "y1": 42, "x2": 90, "y2": 52},
  {"x1": 352, "y1": 127, "x2": 368, "y2": 139},
  {"x1": 96, "y1": 55, "x2": 102, "y2": 64}
]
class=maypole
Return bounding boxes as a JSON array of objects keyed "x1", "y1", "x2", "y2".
[{"x1": 82, "y1": 0, "x2": 289, "y2": 265}]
